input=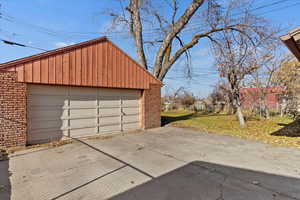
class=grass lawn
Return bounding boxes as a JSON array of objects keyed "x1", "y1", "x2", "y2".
[{"x1": 162, "y1": 110, "x2": 300, "y2": 148}]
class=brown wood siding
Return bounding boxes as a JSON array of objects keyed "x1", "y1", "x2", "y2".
[
  {"x1": 55, "y1": 55, "x2": 63, "y2": 84},
  {"x1": 32, "y1": 60, "x2": 41, "y2": 83},
  {"x1": 97, "y1": 43, "x2": 103, "y2": 86},
  {"x1": 75, "y1": 49, "x2": 81, "y2": 85},
  {"x1": 70, "y1": 50, "x2": 76, "y2": 85},
  {"x1": 25, "y1": 63, "x2": 33, "y2": 82},
  {"x1": 16, "y1": 65, "x2": 24, "y2": 82},
  {"x1": 81, "y1": 47, "x2": 87, "y2": 85},
  {"x1": 87, "y1": 46, "x2": 93, "y2": 86},
  {"x1": 62, "y1": 53, "x2": 70, "y2": 85},
  {"x1": 2, "y1": 39, "x2": 161, "y2": 89},
  {"x1": 48, "y1": 56, "x2": 55, "y2": 84},
  {"x1": 40, "y1": 58, "x2": 48, "y2": 83},
  {"x1": 92, "y1": 45, "x2": 97, "y2": 86},
  {"x1": 120, "y1": 53, "x2": 125, "y2": 88},
  {"x1": 112, "y1": 46, "x2": 117, "y2": 87},
  {"x1": 107, "y1": 43, "x2": 113, "y2": 87}
]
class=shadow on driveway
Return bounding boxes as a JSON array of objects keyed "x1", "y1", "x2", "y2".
[
  {"x1": 109, "y1": 161, "x2": 300, "y2": 200},
  {"x1": 52, "y1": 138, "x2": 300, "y2": 200},
  {"x1": 0, "y1": 155, "x2": 11, "y2": 200}
]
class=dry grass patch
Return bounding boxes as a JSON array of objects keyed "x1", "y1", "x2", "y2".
[{"x1": 162, "y1": 111, "x2": 300, "y2": 148}]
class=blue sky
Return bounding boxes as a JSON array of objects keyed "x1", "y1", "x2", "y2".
[{"x1": 1, "y1": 0, "x2": 300, "y2": 97}]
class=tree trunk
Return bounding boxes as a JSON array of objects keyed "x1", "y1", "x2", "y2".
[
  {"x1": 227, "y1": 103, "x2": 236, "y2": 115},
  {"x1": 232, "y1": 91, "x2": 246, "y2": 127},
  {"x1": 265, "y1": 107, "x2": 270, "y2": 119},
  {"x1": 262, "y1": 98, "x2": 270, "y2": 119},
  {"x1": 128, "y1": 0, "x2": 148, "y2": 70},
  {"x1": 236, "y1": 105, "x2": 246, "y2": 127}
]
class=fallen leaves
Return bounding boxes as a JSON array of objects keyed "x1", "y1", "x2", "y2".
[{"x1": 162, "y1": 111, "x2": 300, "y2": 148}]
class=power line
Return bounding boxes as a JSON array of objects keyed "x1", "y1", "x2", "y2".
[
  {"x1": 0, "y1": 38, "x2": 48, "y2": 51},
  {"x1": 0, "y1": 11, "x2": 78, "y2": 40},
  {"x1": 0, "y1": 28, "x2": 20, "y2": 38},
  {"x1": 233, "y1": 0, "x2": 294, "y2": 16},
  {"x1": 257, "y1": 1, "x2": 300, "y2": 16},
  {"x1": 0, "y1": 0, "x2": 298, "y2": 54},
  {"x1": 1, "y1": 0, "x2": 297, "y2": 40}
]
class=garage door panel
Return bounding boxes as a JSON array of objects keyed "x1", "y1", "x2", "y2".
[
  {"x1": 99, "y1": 116, "x2": 120, "y2": 126},
  {"x1": 29, "y1": 85, "x2": 68, "y2": 95},
  {"x1": 122, "y1": 99, "x2": 139, "y2": 107},
  {"x1": 69, "y1": 118, "x2": 97, "y2": 129},
  {"x1": 69, "y1": 99, "x2": 97, "y2": 108},
  {"x1": 30, "y1": 120, "x2": 65, "y2": 130},
  {"x1": 123, "y1": 122, "x2": 140, "y2": 131},
  {"x1": 28, "y1": 130, "x2": 64, "y2": 145},
  {"x1": 28, "y1": 85, "x2": 141, "y2": 144},
  {"x1": 99, "y1": 124, "x2": 121, "y2": 132},
  {"x1": 28, "y1": 129, "x2": 64, "y2": 138},
  {"x1": 123, "y1": 115, "x2": 139, "y2": 123},
  {"x1": 99, "y1": 88, "x2": 140, "y2": 96},
  {"x1": 99, "y1": 108, "x2": 120, "y2": 116},
  {"x1": 69, "y1": 109, "x2": 97, "y2": 118},
  {"x1": 99, "y1": 98, "x2": 120, "y2": 107},
  {"x1": 69, "y1": 127, "x2": 98, "y2": 137},
  {"x1": 28, "y1": 109, "x2": 67, "y2": 120},
  {"x1": 28, "y1": 96, "x2": 67, "y2": 107},
  {"x1": 70, "y1": 87, "x2": 97, "y2": 96},
  {"x1": 123, "y1": 107, "x2": 139, "y2": 115}
]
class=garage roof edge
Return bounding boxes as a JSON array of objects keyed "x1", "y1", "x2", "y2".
[
  {"x1": 107, "y1": 40, "x2": 163, "y2": 86},
  {"x1": 0, "y1": 37, "x2": 163, "y2": 86},
  {"x1": 280, "y1": 27, "x2": 300, "y2": 61},
  {"x1": 0, "y1": 37, "x2": 108, "y2": 69}
]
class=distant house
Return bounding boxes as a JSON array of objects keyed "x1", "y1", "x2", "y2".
[
  {"x1": 240, "y1": 86, "x2": 286, "y2": 110},
  {"x1": 193, "y1": 100, "x2": 207, "y2": 111}
]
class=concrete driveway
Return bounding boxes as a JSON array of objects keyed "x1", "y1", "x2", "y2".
[{"x1": 1, "y1": 127, "x2": 300, "y2": 200}]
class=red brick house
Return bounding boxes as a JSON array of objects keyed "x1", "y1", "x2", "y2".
[
  {"x1": 0, "y1": 37, "x2": 162, "y2": 148},
  {"x1": 240, "y1": 86, "x2": 286, "y2": 109}
]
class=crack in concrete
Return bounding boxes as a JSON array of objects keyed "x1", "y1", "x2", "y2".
[
  {"x1": 216, "y1": 175, "x2": 227, "y2": 200},
  {"x1": 193, "y1": 162, "x2": 300, "y2": 200},
  {"x1": 138, "y1": 144, "x2": 300, "y2": 200}
]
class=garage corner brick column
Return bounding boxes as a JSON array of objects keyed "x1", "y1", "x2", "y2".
[
  {"x1": 141, "y1": 84, "x2": 161, "y2": 129},
  {"x1": 0, "y1": 71, "x2": 27, "y2": 148}
]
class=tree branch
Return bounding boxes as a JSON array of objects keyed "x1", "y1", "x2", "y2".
[
  {"x1": 153, "y1": 0, "x2": 205, "y2": 77},
  {"x1": 157, "y1": 25, "x2": 240, "y2": 80},
  {"x1": 127, "y1": 0, "x2": 148, "y2": 70}
]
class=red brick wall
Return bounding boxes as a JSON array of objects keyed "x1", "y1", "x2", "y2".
[
  {"x1": 0, "y1": 71, "x2": 27, "y2": 148},
  {"x1": 141, "y1": 84, "x2": 161, "y2": 129},
  {"x1": 240, "y1": 87, "x2": 285, "y2": 109}
]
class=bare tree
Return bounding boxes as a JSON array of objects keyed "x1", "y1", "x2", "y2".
[
  {"x1": 105, "y1": 0, "x2": 274, "y2": 81},
  {"x1": 210, "y1": 15, "x2": 278, "y2": 127},
  {"x1": 248, "y1": 50, "x2": 287, "y2": 119},
  {"x1": 274, "y1": 56, "x2": 300, "y2": 117},
  {"x1": 209, "y1": 82, "x2": 233, "y2": 113}
]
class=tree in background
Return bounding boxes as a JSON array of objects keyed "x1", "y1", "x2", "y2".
[
  {"x1": 274, "y1": 57, "x2": 300, "y2": 117},
  {"x1": 162, "y1": 86, "x2": 197, "y2": 110},
  {"x1": 209, "y1": 82, "x2": 233, "y2": 113},
  {"x1": 105, "y1": 0, "x2": 275, "y2": 81},
  {"x1": 247, "y1": 51, "x2": 287, "y2": 119},
  {"x1": 210, "y1": 13, "x2": 278, "y2": 126},
  {"x1": 178, "y1": 90, "x2": 196, "y2": 109}
]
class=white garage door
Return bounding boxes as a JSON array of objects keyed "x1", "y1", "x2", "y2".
[{"x1": 27, "y1": 85, "x2": 141, "y2": 144}]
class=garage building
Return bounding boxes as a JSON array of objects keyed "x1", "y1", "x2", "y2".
[{"x1": 0, "y1": 37, "x2": 162, "y2": 147}]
